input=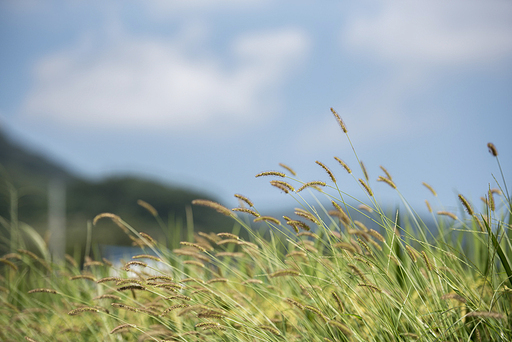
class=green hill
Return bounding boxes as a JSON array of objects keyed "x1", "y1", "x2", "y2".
[{"x1": 0, "y1": 130, "x2": 234, "y2": 256}]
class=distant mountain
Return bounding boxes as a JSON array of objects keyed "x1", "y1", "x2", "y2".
[
  {"x1": 0, "y1": 130, "x2": 235, "y2": 255},
  {"x1": 0, "y1": 130, "x2": 77, "y2": 188}
]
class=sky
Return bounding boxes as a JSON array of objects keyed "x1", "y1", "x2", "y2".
[{"x1": 0, "y1": 0, "x2": 511, "y2": 217}]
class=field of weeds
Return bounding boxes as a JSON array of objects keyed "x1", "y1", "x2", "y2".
[{"x1": 1, "y1": 109, "x2": 510, "y2": 342}]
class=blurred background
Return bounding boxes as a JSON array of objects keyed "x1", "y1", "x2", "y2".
[{"x1": 0, "y1": 1, "x2": 511, "y2": 257}]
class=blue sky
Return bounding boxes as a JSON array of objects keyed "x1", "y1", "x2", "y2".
[{"x1": 0, "y1": 1, "x2": 511, "y2": 216}]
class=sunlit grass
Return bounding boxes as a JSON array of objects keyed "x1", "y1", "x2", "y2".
[{"x1": 1, "y1": 109, "x2": 510, "y2": 341}]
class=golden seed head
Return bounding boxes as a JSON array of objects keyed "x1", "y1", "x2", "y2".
[
  {"x1": 425, "y1": 200, "x2": 433, "y2": 213},
  {"x1": 488, "y1": 187, "x2": 495, "y2": 212},
  {"x1": 255, "y1": 171, "x2": 286, "y2": 178},
  {"x1": 110, "y1": 324, "x2": 135, "y2": 334},
  {"x1": 293, "y1": 209, "x2": 319, "y2": 225},
  {"x1": 124, "y1": 261, "x2": 147, "y2": 269},
  {"x1": 441, "y1": 293, "x2": 467, "y2": 303},
  {"x1": 92, "y1": 212, "x2": 121, "y2": 226},
  {"x1": 68, "y1": 306, "x2": 100, "y2": 316},
  {"x1": 358, "y1": 204, "x2": 373, "y2": 213},
  {"x1": 234, "y1": 193, "x2": 254, "y2": 207},
  {"x1": 334, "y1": 156, "x2": 352, "y2": 174},
  {"x1": 28, "y1": 288, "x2": 58, "y2": 294},
  {"x1": 466, "y1": 311, "x2": 505, "y2": 319},
  {"x1": 269, "y1": 269, "x2": 300, "y2": 278},
  {"x1": 358, "y1": 178, "x2": 373, "y2": 197},
  {"x1": 70, "y1": 274, "x2": 96, "y2": 282},
  {"x1": 405, "y1": 245, "x2": 419, "y2": 263},
  {"x1": 270, "y1": 180, "x2": 295, "y2": 193},
  {"x1": 242, "y1": 279, "x2": 263, "y2": 285},
  {"x1": 253, "y1": 216, "x2": 281, "y2": 225},
  {"x1": 183, "y1": 260, "x2": 205, "y2": 268},
  {"x1": 132, "y1": 254, "x2": 161, "y2": 262},
  {"x1": 487, "y1": 142, "x2": 498, "y2": 156},
  {"x1": 360, "y1": 161, "x2": 369, "y2": 181},
  {"x1": 232, "y1": 207, "x2": 260, "y2": 217},
  {"x1": 192, "y1": 199, "x2": 233, "y2": 217},
  {"x1": 180, "y1": 241, "x2": 207, "y2": 252},
  {"x1": 316, "y1": 160, "x2": 336, "y2": 183},
  {"x1": 117, "y1": 284, "x2": 146, "y2": 292},
  {"x1": 259, "y1": 325, "x2": 281, "y2": 336},
  {"x1": 368, "y1": 229, "x2": 385, "y2": 242},
  {"x1": 297, "y1": 231, "x2": 319, "y2": 239},
  {"x1": 296, "y1": 181, "x2": 326, "y2": 193},
  {"x1": 331, "y1": 292, "x2": 344, "y2": 312},
  {"x1": 216, "y1": 232, "x2": 239, "y2": 240},
  {"x1": 422, "y1": 182, "x2": 437, "y2": 197},
  {"x1": 330, "y1": 107, "x2": 348, "y2": 133},
  {"x1": 327, "y1": 320, "x2": 352, "y2": 335},
  {"x1": 358, "y1": 283, "x2": 382, "y2": 292},
  {"x1": 304, "y1": 305, "x2": 329, "y2": 322},
  {"x1": 377, "y1": 175, "x2": 396, "y2": 189},
  {"x1": 421, "y1": 251, "x2": 433, "y2": 271},
  {"x1": 458, "y1": 194, "x2": 474, "y2": 216},
  {"x1": 137, "y1": 199, "x2": 158, "y2": 216},
  {"x1": 0, "y1": 258, "x2": 18, "y2": 271},
  {"x1": 279, "y1": 162, "x2": 297, "y2": 176},
  {"x1": 379, "y1": 165, "x2": 393, "y2": 180},
  {"x1": 437, "y1": 211, "x2": 458, "y2": 220}
]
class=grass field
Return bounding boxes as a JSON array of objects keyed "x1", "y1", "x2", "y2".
[{"x1": 1, "y1": 109, "x2": 510, "y2": 341}]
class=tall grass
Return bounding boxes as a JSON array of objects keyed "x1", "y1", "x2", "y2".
[{"x1": 1, "y1": 109, "x2": 510, "y2": 342}]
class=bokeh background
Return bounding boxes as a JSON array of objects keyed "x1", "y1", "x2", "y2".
[{"x1": 1, "y1": 1, "x2": 511, "y2": 244}]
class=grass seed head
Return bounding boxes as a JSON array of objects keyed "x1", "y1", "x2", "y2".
[
  {"x1": 330, "y1": 107, "x2": 348, "y2": 133},
  {"x1": 458, "y1": 194, "x2": 474, "y2": 215},
  {"x1": 487, "y1": 142, "x2": 498, "y2": 156},
  {"x1": 316, "y1": 160, "x2": 336, "y2": 183},
  {"x1": 255, "y1": 171, "x2": 286, "y2": 178},
  {"x1": 359, "y1": 178, "x2": 373, "y2": 197},
  {"x1": 137, "y1": 199, "x2": 158, "y2": 216},
  {"x1": 334, "y1": 156, "x2": 352, "y2": 174},
  {"x1": 279, "y1": 162, "x2": 297, "y2": 176},
  {"x1": 192, "y1": 199, "x2": 233, "y2": 217},
  {"x1": 234, "y1": 193, "x2": 254, "y2": 207},
  {"x1": 422, "y1": 182, "x2": 437, "y2": 196}
]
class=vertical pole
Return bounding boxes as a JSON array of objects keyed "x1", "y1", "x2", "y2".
[{"x1": 48, "y1": 179, "x2": 66, "y2": 262}]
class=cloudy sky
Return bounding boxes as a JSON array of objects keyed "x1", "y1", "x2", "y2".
[{"x1": 1, "y1": 1, "x2": 511, "y2": 216}]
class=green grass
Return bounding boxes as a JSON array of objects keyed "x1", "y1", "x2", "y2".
[{"x1": 1, "y1": 110, "x2": 510, "y2": 342}]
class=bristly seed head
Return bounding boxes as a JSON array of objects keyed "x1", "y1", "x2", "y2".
[
  {"x1": 487, "y1": 142, "x2": 498, "y2": 157},
  {"x1": 458, "y1": 194, "x2": 474, "y2": 216},
  {"x1": 421, "y1": 251, "x2": 433, "y2": 271},
  {"x1": 377, "y1": 176, "x2": 396, "y2": 189},
  {"x1": 379, "y1": 165, "x2": 393, "y2": 180},
  {"x1": 192, "y1": 199, "x2": 233, "y2": 217},
  {"x1": 137, "y1": 199, "x2": 158, "y2": 217},
  {"x1": 255, "y1": 171, "x2": 286, "y2": 178},
  {"x1": 253, "y1": 216, "x2": 281, "y2": 225},
  {"x1": 422, "y1": 182, "x2": 437, "y2": 197},
  {"x1": 359, "y1": 179, "x2": 373, "y2": 197},
  {"x1": 232, "y1": 207, "x2": 260, "y2": 217},
  {"x1": 488, "y1": 187, "x2": 495, "y2": 212},
  {"x1": 28, "y1": 288, "x2": 58, "y2": 294},
  {"x1": 270, "y1": 180, "x2": 295, "y2": 193},
  {"x1": 279, "y1": 162, "x2": 297, "y2": 176},
  {"x1": 425, "y1": 200, "x2": 433, "y2": 213},
  {"x1": 316, "y1": 161, "x2": 336, "y2": 183},
  {"x1": 360, "y1": 161, "x2": 369, "y2": 181},
  {"x1": 330, "y1": 107, "x2": 348, "y2": 133},
  {"x1": 334, "y1": 156, "x2": 352, "y2": 174},
  {"x1": 234, "y1": 194, "x2": 254, "y2": 207},
  {"x1": 437, "y1": 211, "x2": 458, "y2": 220},
  {"x1": 297, "y1": 181, "x2": 326, "y2": 193}
]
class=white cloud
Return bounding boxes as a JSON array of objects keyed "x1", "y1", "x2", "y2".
[
  {"x1": 21, "y1": 27, "x2": 310, "y2": 132},
  {"x1": 343, "y1": 0, "x2": 512, "y2": 68},
  {"x1": 298, "y1": 0, "x2": 512, "y2": 152}
]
